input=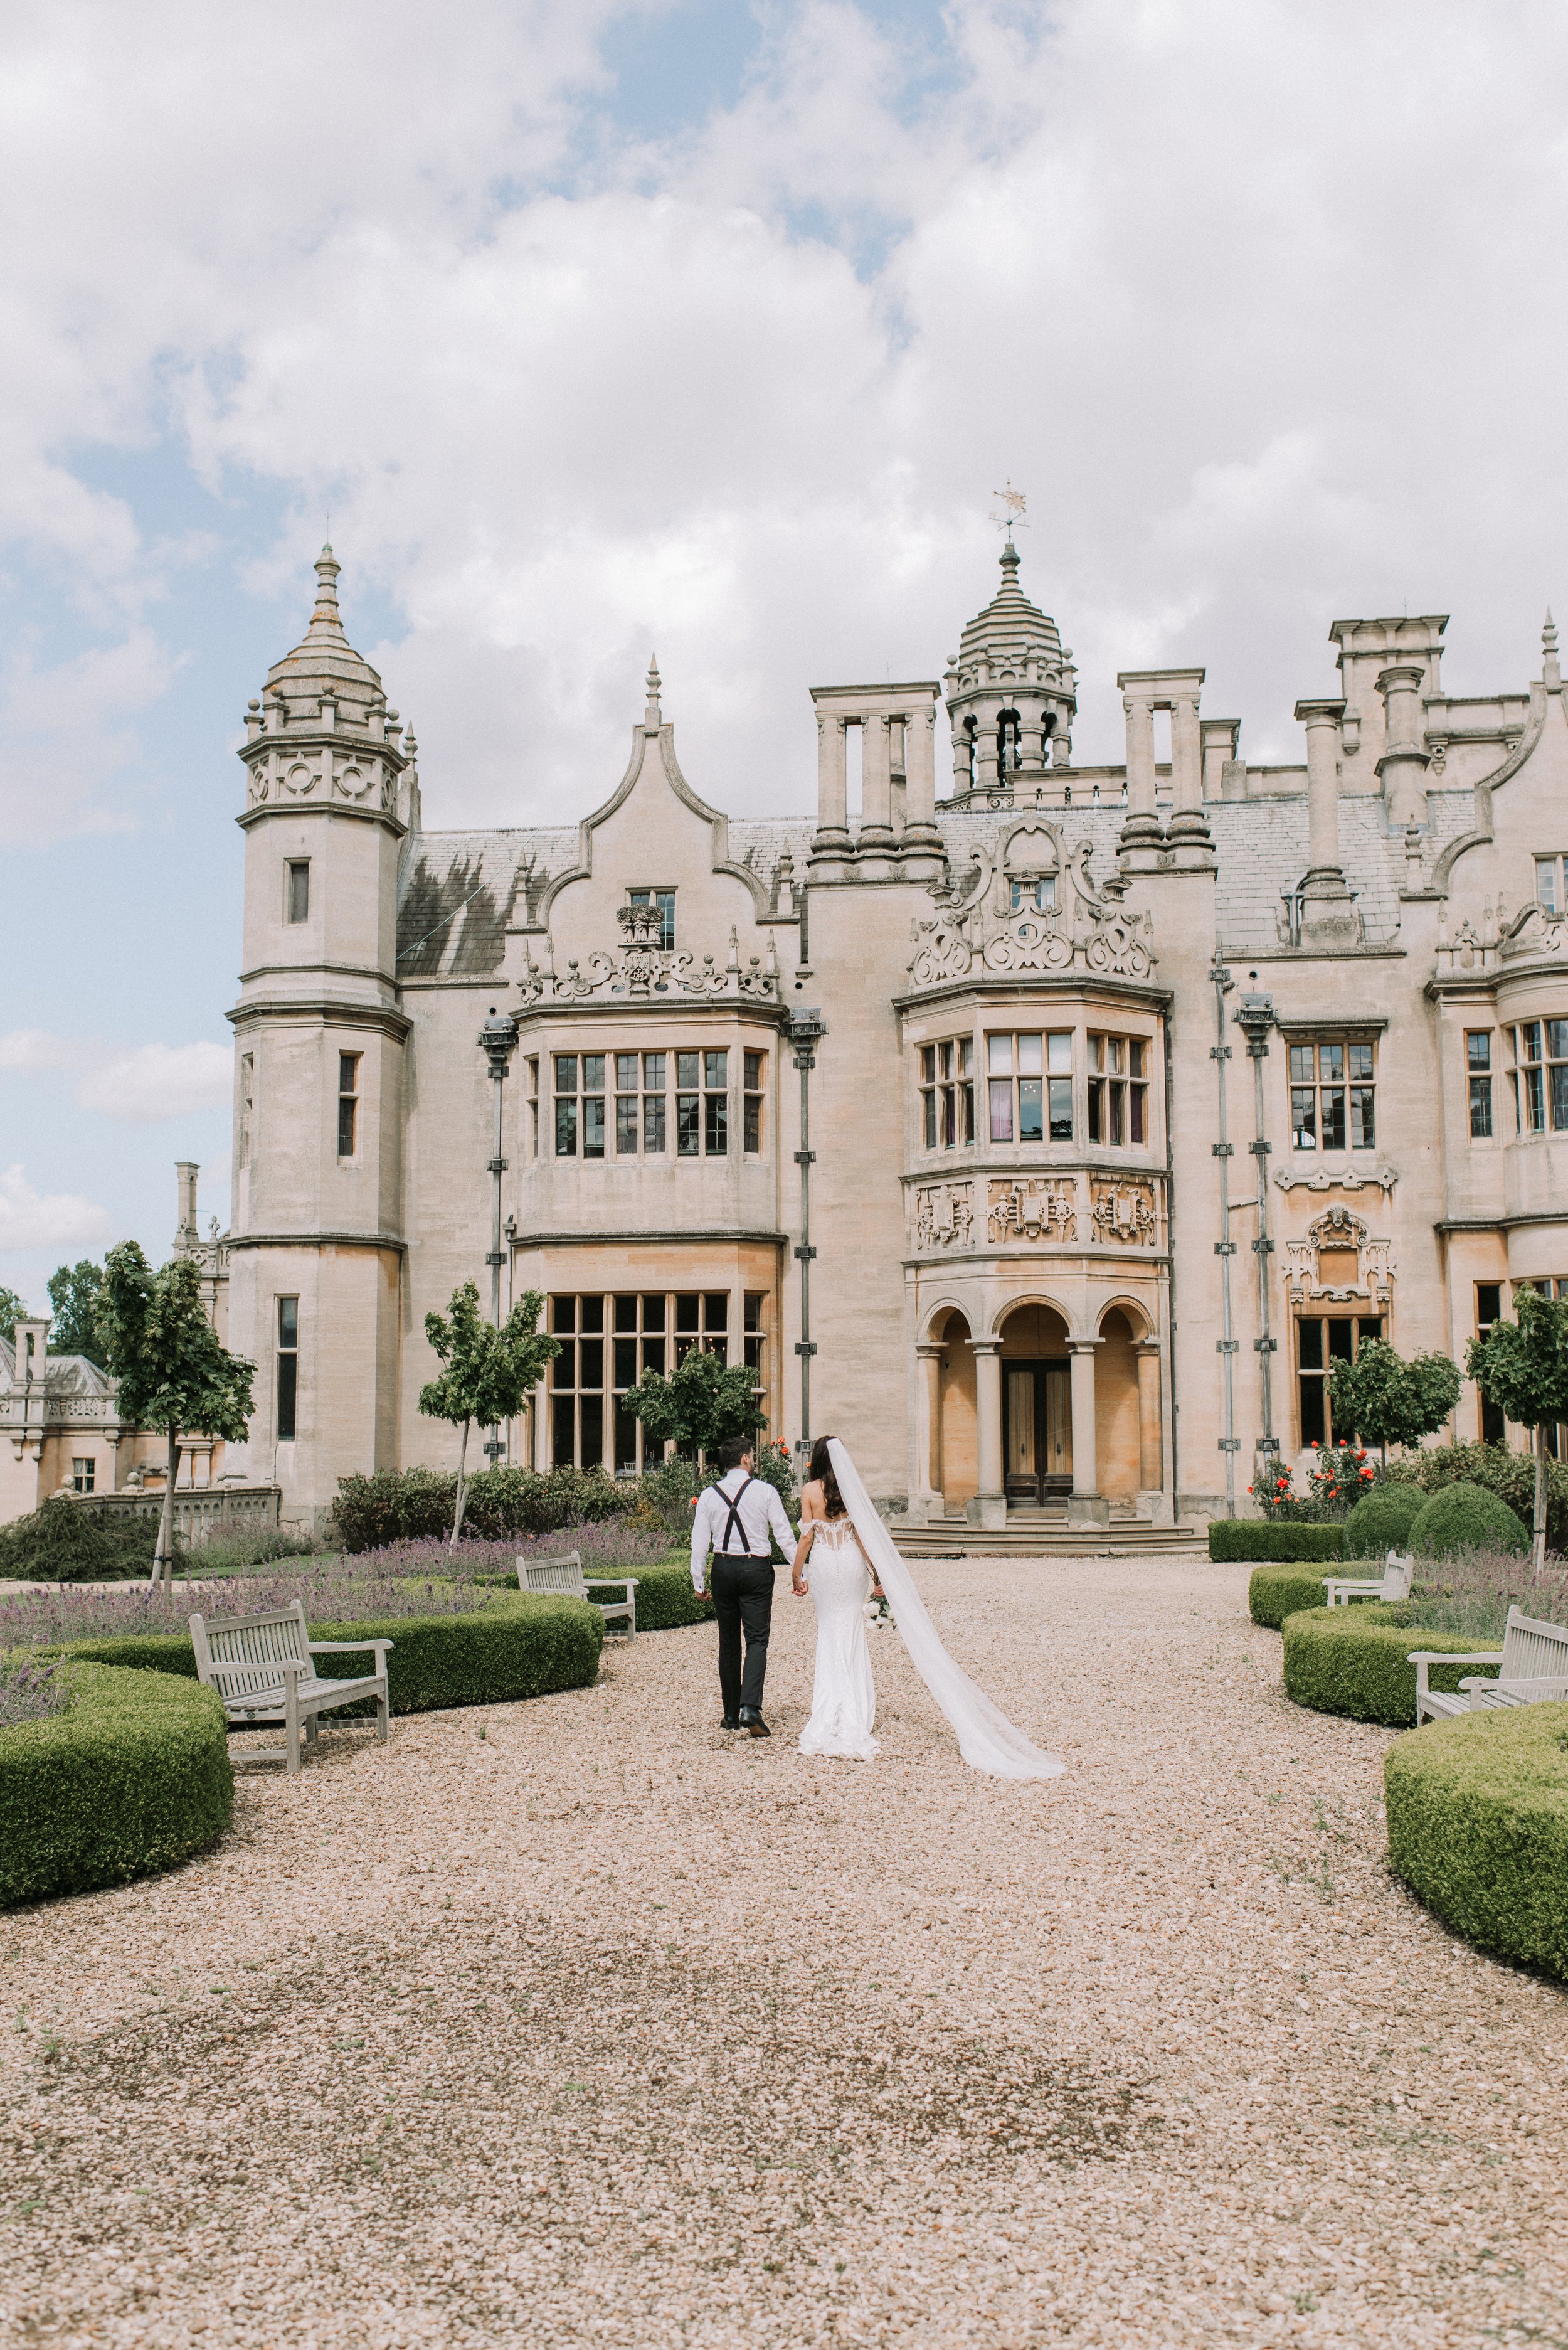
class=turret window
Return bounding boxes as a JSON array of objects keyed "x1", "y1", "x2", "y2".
[
  {"x1": 1467, "y1": 1031, "x2": 1493, "y2": 1139},
  {"x1": 285, "y1": 860, "x2": 310, "y2": 923},
  {"x1": 276, "y1": 1297, "x2": 299, "y2": 1442},
  {"x1": 337, "y1": 1053, "x2": 361, "y2": 1159}
]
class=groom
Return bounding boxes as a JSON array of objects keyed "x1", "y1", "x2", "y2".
[{"x1": 690, "y1": 1438, "x2": 797, "y2": 1737}]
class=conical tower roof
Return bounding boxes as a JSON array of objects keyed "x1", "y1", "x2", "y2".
[
  {"x1": 263, "y1": 546, "x2": 385, "y2": 713},
  {"x1": 952, "y1": 536, "x2": 1066, "y2": 683}
]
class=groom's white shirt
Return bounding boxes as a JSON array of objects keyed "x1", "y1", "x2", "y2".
[{"x1": 690, "y1": 1469, "x2": 796, "y2": 1590}]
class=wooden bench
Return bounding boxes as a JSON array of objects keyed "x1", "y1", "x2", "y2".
[
  {"x1": 1323, "y1": 1550, "x2": 1413, "y2": 1609},
  {"x1": 189, "y1": 1601, "x2": 393, "y2": 1773},
  {"x1": 1409, "y1": 1603, "x2": 1568, "y2": 1725},
  {"x1": 518, "y1": 1549, "x2": 639, "y2": 1639}
]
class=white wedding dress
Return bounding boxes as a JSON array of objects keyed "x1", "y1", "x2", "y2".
[{"x1": 798, "y1": 1438, "x2": 1064, "y2": 1782}]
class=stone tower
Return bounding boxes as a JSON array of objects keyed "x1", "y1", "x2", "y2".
[
  {"x1": 225, "y1": 548, "x2": 411, "y2": 1521},
  {"x1": 942, "y1": 534, "x2": 1078, "y2": 800}
]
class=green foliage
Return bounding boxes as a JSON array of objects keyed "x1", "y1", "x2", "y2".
[
  {"x1": 1408, "y1": 1481, "x2": 1528, "y2": 1560},
  {"x1": 622, "y1": 1344, "x2": 766, "y2": 1457},
  {"x1": 0, "y1": 1663, "x2": 232, "y2": 1908},
  {"x1": 0, "y1": 1285, "x2": 31, "y2": 1348},
  {"x1": 43, "y1": 1592, "x2": 603, "y2": 1716},
  {"x1": 627, "y1": 1564, "x2": 717, "y2": 1632},
  {"x1": 1281, "y1": 1603, "x2": 1498, "y2": 1726},
  {"x1": 45, "y1": 1258, "x2": 107, "y2": 1367},
  {"x1": 1327, "y1": 1339, "x2": 1462, "y2": 1457},
  {"x1": 333, "y1": 1463, "x2": 637, "y2": 1551},
  {"x1": 1343, "y1": 1482, "x2": 1428, "y2": 1559},
  {"x1": 0, "y1": 1496, "x2": 176, "y2": 1583},
  {"x1": 1385, "y1": 1704, "x2": 1568, "y2": 1978},
  {"x1": 1207, "y1": 1521, "x2": 1345, "y2": 1563},
  {"x1": 418, "y1": 1283, "x2": 559, "y2": 1543},
  {"x1": 1466, "y1": 1287, "x2": 1568, "y2": 1563},
  {"x1": 1248, "y1": 1567, "x2": 1345, "y2": 1629},
  {"x1": 1385, "y1": 1440, "x2": 1568, "y2": 1556}
]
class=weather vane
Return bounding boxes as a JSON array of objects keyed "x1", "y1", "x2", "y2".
[{"x1": 990, "y1": 480, "x2": 1027, "y2": 536}]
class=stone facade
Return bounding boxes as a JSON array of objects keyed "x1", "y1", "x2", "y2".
[{"x1": 216, "y1": 544, "x2": 1568, "y2": 1532}]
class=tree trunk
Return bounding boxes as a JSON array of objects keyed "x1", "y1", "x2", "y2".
[
  {"x1": 156, "y1": 1427, "x2": 181, "y2": 1588},
  {"x1": 1534, "y1": 1423, "x2": 1548, "y2": 1580},
  {"x1": 450, "y1": 1417, "x2": 471, "y2": 1548}
]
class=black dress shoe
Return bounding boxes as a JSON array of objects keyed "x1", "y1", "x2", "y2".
[
  {"x1": 739, "y1": 1707, "x2": 771, "y2": 1738},
  {"x1": 721, "y1": 1715, "x2": 741, "y2": 1730}
]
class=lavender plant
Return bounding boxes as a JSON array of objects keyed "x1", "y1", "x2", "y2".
[
  {"x1": 1403, "y1": 1546, "x2": 1568, "y2": 1640},
  {"x1": 0, "y1": 1656, "x2": 72, "y2": 1729}
]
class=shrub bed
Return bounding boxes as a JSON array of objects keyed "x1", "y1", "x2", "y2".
[
  {"x1": 0, "y1": 1496, "x2": 178, "y2": 1583},
  {"x1": 1343, "y1": 1483, "x2": 1427, "y2": 1559},
  {"x1": 332, "y1": 1466, "x2": 639, "y2": 1552},
  {"x1": 1385, "y1": 1703, "x2": 1568, "y2": 1978},
  {"x1": 43, "y1": 1592, "x2": 603, "y2": 1716},
  {"x1": 630, "y1": 1563, "x2": 716, "y2": 1632},
  {"x1": 1209, "y1": 1521, "x2": 1344, "y2": 1564},
  {"x1": 1281, "y1": 1604, "x2": 1497, "y2": 1727},
  {"x1": 1248, "y1": 1567, "x2": 1340, "y2": 1629},
  {"x1": 1409, "y1": 1482, "x2": 1528, "y2": 1560},
  {"x1": 1387, "y1": 1440, "x2": 1568, "y2": 1555},
  {"x1": 0, "y1": 1663, "x2": 232, "y2": 1909}
]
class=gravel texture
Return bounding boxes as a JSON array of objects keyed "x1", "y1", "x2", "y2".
[{"x1": 2, "y1": 1553, "x2": 1565, "y2": 2347}]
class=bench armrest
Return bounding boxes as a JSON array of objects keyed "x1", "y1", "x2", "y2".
[
  {"x1": 582, "y1": 1575, "x2": 640, "y2": 1592},
  {"x1": 1406, "y1": 1650, "x2": 1503, "y2": 1667},
  {"x1": 309, "y1": 1639, "x2": 395, "y2": 1657},
  {"x1": 1481, "y1": 1676, "x2": 1568, "y2": 1694}
]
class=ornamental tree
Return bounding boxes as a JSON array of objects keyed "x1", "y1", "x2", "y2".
[
  {"x1": 1466, "y1": 1286, "x2": 1568, "y2": 1573},
  {"x1": 1327, "y1": 1340, "x2": 1463, "y2": 1462},
  {"x1": 46, "y1": 1258, "x2": 108, "y2": 1367},
  {"x1": 418, "y1": 1282, "x2": 558, "y2": 1546},
  {"x1": 622, "y1": 1344, "x2": 766, "y2": 1462},
  {"x1": 97, "y1": 1243, "x2": 257, "y2": 1584},
  {"x1": 0, "y1": 1287, "x2": 29, "y2": 1349}
]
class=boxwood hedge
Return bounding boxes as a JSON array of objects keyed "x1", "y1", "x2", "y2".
[
  {"x1": 1, "y1": 1663, "x2": 232, "y2": 1909},
  {"x1": 628, "y1": 1565, "x2": 716, "y2": 1632},
  {"x1": 43, "y1": 1592, "x2": 603, "y2": 1716},
  {"x1": 1209, "y1": 1521, "x2": 1344, "y2": 1564},
  {"x1": 1281, "y1": 1603, "x2": 1497, "y2": 1727},
  {"x1": 1343, "y1": 1483, "x2": 1426, "y2": 1558},
  {"x1": 1408, "y1": 1481, "x2": 1528, "y2": 1560},
  {"x1": 1248, "y1": 1567, "x2": 1342, "y2": 1629},
  {"x1": 1385, "y1": 1703, "x2": 1568, "y2": 1978}
]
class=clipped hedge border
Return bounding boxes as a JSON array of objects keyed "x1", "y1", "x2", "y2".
[
  {"x1": 1281, "y1": 1604, "x2": 1496, "y2": 1728},
  {"x1": 1249, "y1": 1567, "x2": 1341, "y2": 1629},
  {"x1": 626, "y1": 1563, "x2": 716, "y2": 1632},
  {"x1": 1, "y1": 1664, "x2": 233, "y2": 1910},
  {"x1": 43, "y1": 1592, "x2": 603, "y2": 1717},
  {"x1": 1210, "y1": 1521, "x2": 1345, "y2": 1564},
  {"x1": 1385, "y1": 1703, "x2": 1568, "y2": 1979}
]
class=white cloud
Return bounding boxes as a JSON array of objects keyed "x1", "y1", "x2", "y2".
[
  {"x1": 0, "y1": 1031, "x2": 231, "y2": 1121},
  {"x1": 0, "y1": 629, "x2": 171, "y2": 843},
  {"x1": 0, "y1": 1165, "x2": 111, "y2": 1257}
]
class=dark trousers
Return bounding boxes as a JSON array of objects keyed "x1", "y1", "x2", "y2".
[{"x1": 709, "y1": 1555, "x2": 775, "y2": 1716}]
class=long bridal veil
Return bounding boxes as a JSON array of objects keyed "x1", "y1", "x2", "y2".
[{"x1": 827, "y1": 1438, "x2": 1064, "y2": 1782}]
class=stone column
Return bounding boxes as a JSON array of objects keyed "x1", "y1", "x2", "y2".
[
  {"x1": 1295, "y1": 697, "x2": 1357, "y2": 942},
  {"x1": 916, "y1": 1341, "x2": 945, "y2": 1516},
  {"x1": 858, "y1": 714, "x2": 898, "y2": 876},
  {"x1": 1166, "y1": 694, "x2": 1210, "y2": 844},
  {"x1": 952, "y1": 721, "x2": 975, "y2": 795},
  {"x1": 810, "y1": 713, "x2": 855, "y2": 878},
  {"x1": 1118, "y1": 690, "x2": 1160, "y2": 847},
  {"x1": 970, "y1": 1339, "x2": 1006, "y2": 1531},
  {"x1": 1376, "y1": 664, "x2": 1431, "y2": 827},
  {"x1": 1135, "y1": 1341, "x2": 1163, "y2": 1492},
  {"x1": 902, "y1": 706, "x2": 945, "y2": 879},
  {"x1": 973, "y1": 702, "x2": 1004, "y2": 797},
  {"x1": 1067, "y1": 1339, "x2": 1108, "y2": 1526}
]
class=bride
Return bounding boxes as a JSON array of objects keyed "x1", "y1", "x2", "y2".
[{"x1": 792, "y1": 1435, "x2": 1063, "y2": 1780}]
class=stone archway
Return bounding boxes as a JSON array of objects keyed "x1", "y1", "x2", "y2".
[
  {"x1": 998, "y1": 1303, "x2": 1073, "y2": 1506},
  {"x1": 929, "y1": 1309, "x2": 977, "y2": 1511},
  {"x1": 1096, "y1": 1309, "x2": 1143, "y2": 1502}
]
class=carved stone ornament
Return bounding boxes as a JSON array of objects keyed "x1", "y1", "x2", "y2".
[
  {"x1": 1089, "y1": 1177, "x2": 1159, "y2": 1247},
  {"x1": 1283, "y1": 1203, "x2": 1396, "y2": 1306},
  {"x1": 1273, "y1": 1162, "x2": 1397, "y2": 1196},
  {"x1": 914, "y1": 1183, "x2": 975, "y2": 1250},
  {"x1": 517, "y1": 922, "x2": 781, "y2": 1006},
  {"x1": 248, "y1": 747, "x2": 395, "y2": 811},
  {"x1": 987, "y1": 1176, "x2": 1078, "y2": 1243},
  {"x1": 908, "y1": 825, "x2": 1156, "y2": 991}
]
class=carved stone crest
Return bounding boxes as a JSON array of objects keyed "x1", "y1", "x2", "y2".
[
  {"x1": 1090, "y1": 1178, "x2": 1158, "y2": 1247},
  {"x1": 987, "y1": 1177, "x2": 1077, "y2": 1243},
  {"x1": 1283, "y1": 1203, "x2": 1396, "y2": 1305},
  {"x1": 915, "y1": 1183, "x2": 974, "y2": 1250}
]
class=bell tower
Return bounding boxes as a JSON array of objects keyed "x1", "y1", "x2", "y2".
[
  {"x1": 943, "y1": 535, "x2": 1078, "y2": 802},
  {"x1": 226, "y1": 548, "x2": 411, "y2": 1527}
]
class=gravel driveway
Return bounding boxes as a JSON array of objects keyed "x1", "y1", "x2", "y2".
[{"x1": 2, "y1": 1555, "x2": 1564, "y2": 2347}]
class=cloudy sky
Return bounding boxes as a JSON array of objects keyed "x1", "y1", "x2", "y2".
[{"x1": 4, "y1": 0, "x2": 1567, "y2": 1311}]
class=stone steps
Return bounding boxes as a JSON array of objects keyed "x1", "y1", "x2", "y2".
[{"x1": 891, "y1": 1516, "x2": 1206, "y2": 1560}]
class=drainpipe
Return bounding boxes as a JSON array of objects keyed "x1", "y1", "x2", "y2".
[
  {"x1": 1234, "y1": 992, "x2": 1279, "y2": 1494},
  {"x1": 479, "y1": 1004, "x2": 519, "y2": 1465},
  {"x1": 1162, "y1": 1003, "x2": 1180, "y2": 1507},
  {"x1": 1210, "y1": 959, "x2": 1238, "y2": 1516},
  {"x1": 788, "y1": 1009, "x2": 827, "y2": 1460}
]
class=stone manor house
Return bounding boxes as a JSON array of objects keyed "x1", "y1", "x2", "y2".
[{"x1": 105, "y1": 540, "x2": 1568, "y2": 1538}]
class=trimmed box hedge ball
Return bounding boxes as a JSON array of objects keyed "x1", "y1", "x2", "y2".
[
  {"x1": 1343, "y1": 1483, "x2": 1426, "y2": 1559},
  {"x1": 45, "y1": 1592, "x2": 603, "y2": 1717},
  {"x1": 1408, "y1": 1481, "x2": 1528, "y2": 1559},
  {"x1": 1385, "y1": 1702, "x2": 1568, "y2": 1979},
  {"x1": 1281, "y1": 1604, "x2": 1496, "y2": 1727},
  {"x1": 1209, "y1": 1521, "x2": 1345, "y2": 1565},
  {"x1": 0, "y1": 1663, "x2": 233, "y2": 1909},
  {"x1": 1248, "y1": 1567, "x2": 1341, "y2": 1629},
  {"x1": 627, "y1": 1564, "x2": 717, "y2": 1632}
]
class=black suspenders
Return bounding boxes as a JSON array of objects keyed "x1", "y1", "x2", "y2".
[{"x1": 717, "y1": 1474, "x2": 759, "y2": 1557}]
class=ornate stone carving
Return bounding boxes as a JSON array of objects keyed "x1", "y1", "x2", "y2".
[
  {"x1": 1283, "y1": 1203, "x2": 1396, "y2": 1305},
  {"x1": 517, "y1": 923, "x2": 781, "y2": 1006},
  {"x1": 914, "y1": 1183, "x2": 975, "y2": 1250},
  {"x1": 907, "y1": 831, "x2": 1157, "y2": 991},
  {"x1": 1082, "y1": 903, "x2": 1157, "y2": 981},
  {"x1": 987, "y1": 1177, "x2": 1078, "y2": 1243},
  {"x1": 908, "y1": 917, "x2": 974, "y2": 988},
  {"x1": 982, "y1": 910, "x2": 1074, "y2": 975},
  {"x1": 1273, "y1": 1162, "x2": 1397, "y2": 1196},
  {"x1": 1089, "y1": 1178, "x2": 1159, "y2": 1247}
]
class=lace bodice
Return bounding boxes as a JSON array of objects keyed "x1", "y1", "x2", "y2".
[{"x1": 811, "y1": 1514, "x2": 861, "y2": 1553}]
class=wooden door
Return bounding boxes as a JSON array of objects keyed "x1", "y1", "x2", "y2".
[
  {"x1": 1004, "y1": 1366, "x2": 1041, "y2": 1503},
  {"x1": 1044, "y1": 1365, "x2": 1073, "y2": 1494}
]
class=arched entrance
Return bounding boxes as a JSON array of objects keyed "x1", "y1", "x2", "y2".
[
  {"x1": 999, "y1": 1304, "x2": 1072, "y2": 1507},
  {"x1": 1096, "y1": 1307, "x2": 1142, "y2": 1502},
  {"x1": 928, "y1": 1309, "x2": 976, "y2": 1509}
]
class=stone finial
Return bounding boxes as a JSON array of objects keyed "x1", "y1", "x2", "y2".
[
  {"x1": 645, "y1": 655, "x2": 662, "y2": 729},
  {"x1": 308, "y1": 543, "x2": 347, "y2": 641},
  {"x1": 1544, "y1": 609, "x2": 1561, "y2": 690}
]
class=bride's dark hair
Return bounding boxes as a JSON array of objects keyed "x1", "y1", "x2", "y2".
[{"x1": 808, "y1": 1435, "x2": 847, "y2": 1519}]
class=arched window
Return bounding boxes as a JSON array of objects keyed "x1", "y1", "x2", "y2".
[{"x1": 997, "y1": 709, "x2": 1021, "y2": 774}]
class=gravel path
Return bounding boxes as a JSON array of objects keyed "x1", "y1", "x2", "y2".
[{"x1": 3, "y1": 1554, "x2": 1565, "y2": 2348}]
